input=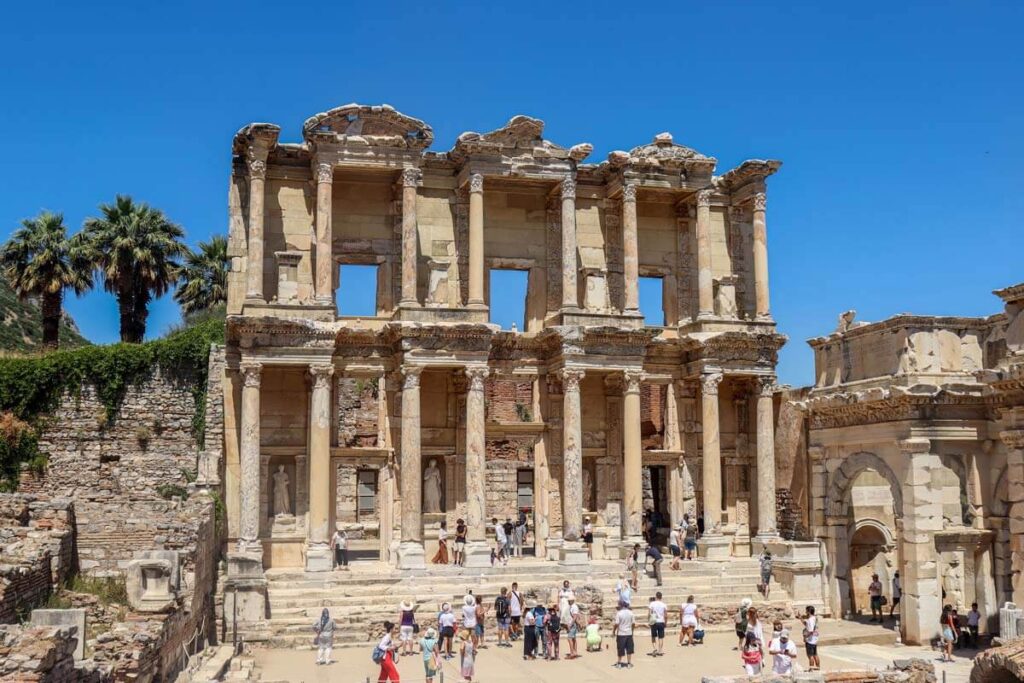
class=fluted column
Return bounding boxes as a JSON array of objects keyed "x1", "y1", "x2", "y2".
[
  {"x1": 752, "y1": 193, "x2": 771, "y2": 319},
  {"x1": 755, "y1": 376, "x2": 778, "y2": 540},
  {"x1": 622, "y1": 183, "x2": 640, "y2": 313},
  {"x1": 238, "y1": 361, "x2": 262, "y2": 555},
  {"x1": 622, "y1": 370, "x2": 644, "y2": 541},
  {"x1": 468, "y1": 173, "x2": 485, "y2": 308},
  {"x1": 560, "y1": 176, "x2": 579, "y2": 310},
  {"x1": 400, "y1": 168, "x2": 422, "y2": 306},
  {"x1": 560, "y1": 369, "x2": 585, "y2": 554},
  {"x1": 463, "y1": 366, "x2": 491, "y2": 567},
  {"x1": 695, "y1": 189, "x2": 714, "y2": 318},
  {"x1": 245, "y1": 153, "x2": 268, "y2": 301},
  {"x1": 313, "y1": 161, "x2": 334, "y2": 303},
  {"x1": 306, "y1": 363, "x2": 334, "y2": 570},
  {"x1": 398, "y1": 366, "x2": 425, "y2": 568},
  {"x1": 700, "y1": 372, "x2": 723, "y2": 532}
]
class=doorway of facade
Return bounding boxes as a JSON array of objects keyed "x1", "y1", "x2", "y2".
[
  {"x1": 516, "y1": 469, "x2": 536, "y2": 556},
  {"x1": 644, "y1": 465, "x2": 670, "y2": 543},
  {"x1": 849, "y1": 524, "x2": 891, "y2": 615}
]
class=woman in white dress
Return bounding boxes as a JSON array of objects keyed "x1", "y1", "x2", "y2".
[{"x1": 678, "y1": 595, "x2": 700, "y2": 646}]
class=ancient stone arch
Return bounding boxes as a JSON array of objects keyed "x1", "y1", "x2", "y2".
[
  {"x1": 852, "y1": 517, "x2": 896, "y2": 548},
  {"x1": 825, "y1": 451, "x2": 903, "y2": 519}
]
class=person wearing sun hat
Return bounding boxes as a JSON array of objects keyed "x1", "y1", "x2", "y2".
[
  {"x1": 438, "y1": 601, "x2": 456, "y2": 659},
  {"x1": 768, "y1": 628, "x2": 798, "y2": 674},
  {"x1": 420, "y1": 626, "x2": 440, "y2": 683},
  {"x1": 399, "y1": 599, "x2": 417, "y2": 656}
]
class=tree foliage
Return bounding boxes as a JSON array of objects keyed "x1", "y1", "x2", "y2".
[{"x1": 174, "y1": 235, "x2": 228, "y2": 314}]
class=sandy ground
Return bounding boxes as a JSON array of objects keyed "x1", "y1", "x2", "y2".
[{"x1": 252, "y1": 627, "x2": 977, "y2": 683}]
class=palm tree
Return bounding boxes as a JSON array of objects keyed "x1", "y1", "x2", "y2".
[
  {"x1": 76, "y1": 195, "x2": 186, "y2": 343},
  {"x1": 0, "y1": 212, "x2": 91, "y2": 349},
  {"x1": 174, "y1": 235, "x2": 228, "y2": 315}
]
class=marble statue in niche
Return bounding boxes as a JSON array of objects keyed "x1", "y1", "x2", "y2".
[
  {"x1": 424, "y1": 458, "x2": 444, "y2": 513},
  {"x1": 272, "y1": 464, "x2": 291, "y2": 516}
]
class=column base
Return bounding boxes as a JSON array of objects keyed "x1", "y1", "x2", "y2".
[
  {"x1": 697, "y1": 535, "x2": 731, "y2": 560},
  {"x1": 559, "y1": 540, "x2": 589, "y2": 566},
  {"x1": 224, "y1": 551, "x2": 270, "y2": 641},
  {"x1": 619, "y1": 536, "x2": 644, "y2": 559},
  {"x1": 463, "y1": 541, "x2": 492, "y2": 568},
  {"x1": 236, "y1": 539, "x2": 263, "y2": 557},
  {"x1": 751, "y1": 533, "x2": 780, "y2": 556},
  {"x1": 466, "y1": 301, "x2": 488, "y2": 311},
  {"x1": 397, "y1": 541, "x2": 426, "y2": 570},
  {"x1": 545, "y1": 538, "x2": 562, "y2": 562},
  {"x1": 305, "y1": 543, "x2": 333, "y2": 572}
]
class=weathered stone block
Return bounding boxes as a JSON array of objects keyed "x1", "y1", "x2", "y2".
[{"x1": 29, "y1": 609, "x2": 86, "y2": 661}]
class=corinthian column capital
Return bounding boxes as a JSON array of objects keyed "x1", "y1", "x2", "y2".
[
  {"x1": 401, "y1": 365, "x2": 423, "y2": 390},
  {"x1": 696, "y1": 189, "x2": 713, "y2": 208},
  {"x1": 247, "y1": 157, "x2": 267, "y2": 180},
  {"x1": 623, "y1": 369, "x2": 644, "y2": 394},
  {"x1": 622, "y1": 183, "x2": 638, "y2": 202},
  {"x1": 469, "y1": 173, "x2": 484, "y2": 194},
  {"x1": 309, "y1": 363, "x2": 335, "y2": 389},
  {"x1": 402, "y1": 167, "x2": 423, "y2": 187},
  {"x1": 756, "y1": 375, "x2": 777, "y2": 398},
  {"x1": 561, "y1": 175, "x2": 577, "y2": 200},
  {"x1": 314, "y1": 162, "x2": 333, "y2": 184},
  {"x1": 753, "y1": 192, "x2": 767, "y2": 211},
  {"x1": 700, "y1": 371, "x2": 723, "y2": 396},
  {"x1": 240, "y1": 361, "x2": 262, "y2": 388},
  {"x1": 559, "y1": 368, "x2": 585, "y2": 392},
  {"x1": 465, "y1": 366, "x2": 490, "y2": 392}
]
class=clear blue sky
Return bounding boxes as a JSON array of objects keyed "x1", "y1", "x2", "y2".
[{"x1": 2, "y1": 1, "x2": 1020, "y2": 386}]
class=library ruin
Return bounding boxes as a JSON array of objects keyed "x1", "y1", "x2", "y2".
[{"x1": 212, "y1": 103, "x2": 1023, "y2": 648}]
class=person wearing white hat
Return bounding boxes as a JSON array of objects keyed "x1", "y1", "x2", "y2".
[
  {"x1": 421, "y1": 626, "x2": 440, "y2": 683},
  {"x1": 461, "y1": 594, "x2": 479, "y2": 648},
  {"x1": 734, "y1": 598, "x2": 753, "y2": 650},
  {"x1": 399, "y1": 600, "x2": 417, "y2": 656},
  {"x1": 438, "y1": 602, "x2": 456, "y2": 659},
  {"x1": 768, "y1": 628, "x2": 798, "y2": 674}
]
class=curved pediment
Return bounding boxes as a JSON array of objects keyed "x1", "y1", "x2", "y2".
[
  {"x1": 303, "y1": 103, "x2": 433, "y2": 149},
  {"x1": 452, "y1": 115, "x2": 592, "y2": 162},
  {"x1": 607, "y1": 132, "x2": 715, "y2": 172}
]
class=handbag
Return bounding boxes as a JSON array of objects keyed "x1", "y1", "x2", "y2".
[
  {"x1": 413, "y1": 622, "x2": 420, "y2": 634},
  {"x1": 371, "y1": 646, "x2": 385, "y2": 664}
]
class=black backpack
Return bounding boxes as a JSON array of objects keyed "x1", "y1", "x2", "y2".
[
  {"x1": 547, "y1": 613, "x2": 561, "y2": 632},
  {"x1": 495, "y1": 597, "x2": 509, "y2": 619}
]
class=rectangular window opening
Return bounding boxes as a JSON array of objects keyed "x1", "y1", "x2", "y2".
[
  {"x1": 516, "y1": 469, "x2": 534, "y2": 513},
  {"x1": 356, "y1": 469, "x2": 378, "y2": 519},
  {"x1": 489, "y1": 269, "x2": 528, "y2": 331},
  {"x1": 337, "y1": 264, "x2": 379, "y2": 318},
  {"x1": 639, "y1": 276, "x2": 666, "y2": 327}
]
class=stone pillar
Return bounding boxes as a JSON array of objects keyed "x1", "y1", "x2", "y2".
[
  {"x1": 622, "y1": 183, "x2": 640, "y2": 313},
  {"x1": 398, "y1": 366, "x2": 425, "y2": 569},
  {"x1": 695, "y1": 189, "x2": 713, "y2": 319},
  {"x1": 755, "y1": 376, "x2": 778, "y2": 541},
  {"x1": 679, "y1": 381, "x2": 700, "y2": 517},
  {"x1": 468, "y1": 173, "x2": 485, "y2": 308},
  {"x1": 697, "y1": 371, "x2": 729, "y2": 558},
  {"x1": 1002, "y1": 429, "x2": 1024, "y2": 605},
  {"x1": 464, "y1": 366, "x2": 491, "y2": 567},
  {"x1": 238, "y1": 361, "x2": 262, "y2": 555},
  {"x1": 533, "y1": 374, "x2": 551, "y2": 558},
  {"x1": 899, "y1": 438, "x2": 944, "y2": 645},
  {"x1": 376, "y1": 372, "x2": 393, "y2": 562},
  {"x1": 664, "y1": 381, "x2": 681, "y2": 452},
  {"x1": 313, "y1": 161, "x2": 334, "y2": 304},
  {"x1": 622, "y1": 370, "x2": 644, "y2": 544},
  {"x1": 751, "y1": 193, "x2": 771, "y2": 320},
  {"x1": 305, "y1": 363, "x2": 334, "y2": 570},
  {"x1": 400, "y1": 168, "x2": 422, "y2": 307},
  {"x1": 560, "y1": 368, "x2": 587, "y2": 564},
  {"x1": 560, "y1": 176, "x2": 579, "y2": 310},
  {"x1": 245, "y1": 153, "x2": 268, "y2": 302}
]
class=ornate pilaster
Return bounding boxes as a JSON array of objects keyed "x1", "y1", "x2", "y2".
[
  {"x1": 560, "y1": 175, "x2": 579, "y2": 310},
  {"x1": 306, "y1": 363, "x2": 334, "y2": 570},
  {"x1": 467, "y1": 173, "x2": 485, "y2": 308},
  {"x1": 1001, "y1": 429, "x2": 1024, "y2": 604},
  {"x1": 754, "y1": 375, "x2": 778, "y2": 541},
  {"x1": 399, "y1": 167, "x2": 422, "y2": 306},
  {"x1": 622, "y1": 183, "x2": 640, "y2": 313},
  {"x1": 463, "y1": 366, "x2": 491, "y2": 567},
  {"x1": 751, "y1": 192, "x2": 770, "y2": 319},
  {"x1": 559, "y1": 368, "x2": 587, "y2": 563},
  {"x1": 398, "y1": 366, "x2": 425, "y2": 568},
  {"x1": 245, "y1": 152, "x2": 268, "y2": 302},
  {"x1": 694, "y1": 189, "x2": 714, "y2": 319},
  {"x1": 622, "y1": 370, "x2": 644, "y2": 542},
  {"x1": 238, "y1": 361, "x2": 263, "y2": 555},
  {"x1": 313, "y1": 161, "x2": 334, "y2": 304}
]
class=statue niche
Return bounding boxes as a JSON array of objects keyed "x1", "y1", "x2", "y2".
[
  {"x1": 272, "y1": 464, "x2": 293, "y2": 516},
  {"x1": 423, "y1": 458, "x2": 445, "y2": 513}
]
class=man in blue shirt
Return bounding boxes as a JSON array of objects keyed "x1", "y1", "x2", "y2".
[{"x1": 645, "y1": 543, "x2": 663, "y2": 587}]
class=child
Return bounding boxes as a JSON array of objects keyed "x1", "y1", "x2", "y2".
[
  {"x1": 741, "y1": 631, "x2": 763, "y2": 675},
  {"x1": 585, "y1": 615, "x2": 602, "y2": 652},
  {"x1": 546, "y1": 602, "x2": 561, "y2": 659},
  {"x1": 460, "y1": 634, "x2": 476, "y2": 682}
]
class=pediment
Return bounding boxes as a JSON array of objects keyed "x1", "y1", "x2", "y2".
[
  {"x1": 303, "y1": 103, "x2": 433, "y2": 149},
  {"x1": 452, "y1": 115, "x2": 592, "y2": 162}
]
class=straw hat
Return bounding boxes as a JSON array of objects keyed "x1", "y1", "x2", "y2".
[
  {"x1": 464, "y1": 594, "x2": 475, "y2": 607},
  {"x1": 400, "y1": 600, "x2": 413, "y2": 611},
  {"x1": 426, "y1": 627, "x2": 438, "y2": 639},
  {"x1": 740, "y1": 597, "x2": 753, "y2": 610}
]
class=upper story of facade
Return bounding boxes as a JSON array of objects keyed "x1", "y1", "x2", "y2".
[{"x1": 226, "y1": 103, "x2": 781, "y2": 339}]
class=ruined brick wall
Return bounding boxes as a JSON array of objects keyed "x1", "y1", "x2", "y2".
[
  {"x1": 641, "y1": 384, "x2": 664, "y2": 448},
  {"x1": 18, "y1": 366, "x2": 206, "y2": 576},
  {"x1": 485, "y1": 438, "x2": 533, "y2": 519},
  {"x1": 0, "y1": 495, "x2": 75, "y2": 624},
  {"x1": 336, "y1": 377, "x2": 379, "y2": 447},
  {"x1": 485, "y1": 379, "x2": 533, "y2": 422},
  {"x1": 0, "y1": 624, "x2": 111, "y2": 682}
]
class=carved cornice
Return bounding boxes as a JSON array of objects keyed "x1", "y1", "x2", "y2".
[
  {"x1": 715, "y1": 159, "x2": 782, "y2": 190},
  {"x1": 451, "y1": 115, "x2": 586, "y2": 165},
  {"x1": 607, "y1": 132, "x2": 716, "y2": 175},
  {"x1": 560, "y1": 368, "x2": 585, "y2": 392},
  {"x1": 240, "y1": 361, "x2": 262, "y2": 388},
  {"x1": 803, "y1": 382, "x2": 988, "y2": 429},
  {"x1": 309, "y1": 363, "x2": 335, "y2": 389},
  {"x1": 753, "y1": 193, "x2": 767, "y2": 212},
  {"x1": 701, "y1": 372, "x2": 723, "y2": 396},
  {"x1": 302, "y1": 103, "x2": 434, "y2": 149},
  {"x1": 698, "y1": 332, "x2": 787, "y2": 366}
]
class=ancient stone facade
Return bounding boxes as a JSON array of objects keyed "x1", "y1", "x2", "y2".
[
  {"x1": 775, "y1": 285, "x2": 1024, "y2": 644},
  {"x1": 220, "y1": 103, "x2": 788, "y2": 583}
]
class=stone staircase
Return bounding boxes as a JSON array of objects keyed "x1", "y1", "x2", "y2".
[{"x1": 262, "y1": 558, "x2": 790, "y2": 649}]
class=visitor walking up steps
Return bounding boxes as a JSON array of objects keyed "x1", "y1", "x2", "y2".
[{"x1": 312, "y1": 608, "x2": 335, "y2": 665}]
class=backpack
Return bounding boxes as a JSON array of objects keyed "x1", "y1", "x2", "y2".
[
  {"x1": 547, "y1": 613, "x2": 561, "y2": 632},
  {"x1": 371, "y1": 646, "x2": 386, "y2": 664},
  {"x1": 495, "y1": 597, "x2": 509, "y2": 619}
]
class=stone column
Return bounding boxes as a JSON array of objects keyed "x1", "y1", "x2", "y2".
[
  {"x1": 751, "y1": 193, "x2": 771, "y2": 320},
  {"x1": 560, "y1": 176, "x2": 579, "y2": 310},
  {"x1": 622, "y1": 183, "x2": 640, "y2": 314},
  {"x1": 560, "y1": 368, "x2": 587, "y2": 564},
  {"x1": 398, "y1": 366, "x2": 425, "y2": 569},
  {"x1": 695, "y1": 189, "x2": 713, "y2": 319},
  {"x1": 755, "y1": 376, "x2": 778, "y2": 542},
  {"x1": 697, "y1": 371, "x2": 729, "y2": 558},
  {"x1": 1002, "y1": 429, "x2": 1024, "y2": 605},
  {"x1": 899, "y1": 438, "x2": 944, "y2": 645},
  {"x1": 245, "y1": 153, "x2": 268, "y2": 302},
  {"x1": 533, "y1": 374, "x2": 551, "y2": 558},
  {"x1": 400, "y1": 168, "x2": 422, "y2": 307},
  {"x1": 622, "y1": 370, "x2": 644, "y2": 544},
  {"x1": 463, "y1": 366, "x2": 491, "y2": 567},
  {"x1": 238, "y1": 361, "x2": 262, "y2": 555},
  {"x1": 313, "y1": 161, "x2": 334, "y2": 304},
  {"x1": 664, "y1": 381, "x2": 681, "y2": 452},
  {"x1": 468, "y1": 173, "x2": 485, "y2": 308},
  {"x1": 306, "y1": 363, "x2": 334, "y2": 570}
]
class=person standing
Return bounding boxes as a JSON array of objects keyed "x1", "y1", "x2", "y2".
[
  {"x1": 889, "y1": 571, "x2": 902, "y2": 620},
  {"x1": 432, "y1": 521, "x2": 449, "y2": 564},
  {"x1": 613, "y1": 599, "x2": 635, "y2": 669},
  {"x1": 493, "y1": 517, "x2": 508, "y2": 565},
  {"x1": 532, "y1": 601, "x2": 547, "y2": 658},
  {"x1": 566, "y1": 592, "x2": 582, "y2": 659},
  {"x1": 646, "y1": 543, "x2": 664, "y2": 587},
  {"x1": 376, "y1": 622, "x2": 400, "y2": 683},
  {"x1": 331, "y1": 528, "x2": 348, "y2": 569},
  {"x1": 475, "y1": 595, "x2": 488, "y2": 648},
  {"x1": 312, "y1": 608, "x2": 336, "y2": 665},
  {"x1": 668, "y1": 524, "x2": 682, "y2": 569},
  {"x1": 745, "y1": 607, "x2": 764, "y2": 646},
  {"x1": 940, "y1": 605, "x2": 958, "y2": 662},
  {"x1": 678, "y1": 595, "x2": 699, "y2": 647},
  {"x1": 648, "y1": 591, "x2": 668, "y2": 656},
  {"x1": 615, "y1": 573, "x2": 633, "y2": 607},
  {"x1": 768, "y1": 629, "x2": 798, "y2": 674},
  {"x1": 502, "y1": 518, "x2": 514, "y2": 558},
  {"x1": 398, "y1": 600, "x2": 417, "y2": 656},
  {"x1": 523, "y1": 600, "x2": 538, "y2": 660},
  {"x1": 758, "y1": 549, "x2": 773, "y2": 599},
  {"x1": 734, "y1": 598, "x2": 752, "y2": 650},
  {"x1": 454, "y1": 518, "x2": 467, "y2": 567},
  {"x1": 583, "y1": 516, "x2": 594, "y2": 559},
  {"x1": 545, "y1": 600, "x2": 561, "y2": 660},
  {"x1": 509, "y1": 582, "x2": 523, "y2": 641},
  {"x1": 494, "y1": 587, "x2": 511, "y2": 648},
  {"x1": 967, "y1": 602, "x2": 982, "y2": 647},
  {"x1": 420, "y1": 627, "x2": 440, "y2": 683},
  {"x1": 682, "y1": 514, "x2": 698, "y2": 560},
  {"x1": 868, "y1": 573, "x2": 884, "y2": 623},
  {"x1": 740, "y1": 632, "x2": 763, "y2": 675},
  {"x1": 438, "y1": 602, "x2": 456, "y2": 659},
  {"x1": 800, "y1": 605, "x2": 820, "y2": 671},
  {"x1": 460, "y1": 594, "x2": 478, "y2": 648},
  {"x1": 627, "y1": 544, "x2": 641, "y2": 591},
  {"x1": 512, "y1": 514, "x2": 525, "y2": 558},
  {"x1": 460, "y1": 633, "x2": 476, "y2": 683}
]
